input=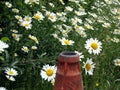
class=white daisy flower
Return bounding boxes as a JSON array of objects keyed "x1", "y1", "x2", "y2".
[
  {"x1": 5, "y1": 68, "x2": 18, "y2": 76},
  {"x1": 114, "y1": 58, "x2": 120, "y2": 66},
  {"x1": 12, "y1": 8, "x2": 19, "y2": 13},
  {"x1": 83, "y1": 58, "x2": 96, "y2": 75},
  {"x1": 40, "y1": 64, "x2": 57, "y2": 82},
  {"x1": 11, "y1": 29, "x2": 18, "y2": 33},
  {"x1": 5, "y1": 75, "x2": 15, "y2": 81},
  {"x1": 84, "y1": 23, "x2": 94, "y2": 30},
  {"x1": 113, "y1": 29, "x2": 120, "y2": 35},
  {"x1": 56, "y1": 12, "x2": 63, "y2": 17},
  {"x1": 15, "y1": 15, "x2": 23, "y2": 22},
  {"x1": 45, "y1": 11, "x2": 51, "y2": 17},
  {"x1": 21, "y1": 21, "x2": 32, "y2": 30},
  {"x1": 65, "y1": 6, "x2": 73, "y2": 12},
  {"x1": 80, "y1": 31, "x2": 87, "y2": 38},
  {"x1": 49, "y1": 3, "x2": 55, "y2": 7},
  {"x1": 111, "y1": 37, "x2": 120, "y2": 43},
  {"x1": 75, "y1": 25, "x2": 85, "y2": 32},
  {"x1": 12, "y1": 33, "x2": 22, "y2": 41},
  {"x1": 31, "y1": 46, "x2": 37, "y2": 50},
  {"x1": 21, "y1": 46, "x2": 29, "y2": 53},
  {"x1": 28, "y1": 35, "x2": 39, "y2": 44},
  {"x1": 0, "y1": 87, "x2": 7, "y2": 90},
  {"x1": 51, "y1": 33, "x2": 58, "y2": 39},
  {"x1": 104, "y1": 0, "x2": 112, "y2": 4},
  {"x1": 85, "y1": 38, "x2": 102, "y2": 55},
  {"x1": 74, "y1": 10, "x2": 86, "y2": 16},
  {"x1": 88, "y1": 12, "x2": 97, "y2": 18},
  {"x1": 59, "y1": 0, "x2": 65, "y2": 5},
  {"x1": 48, "y1": 13, "x2": 57, "y2": 22},
  {"x1": 0, "y1": 40, "x2": 9, "y2": 53},
  {"x1": 24, "y1": 0, "x2": 39, "y2": 5},
  {"x1": 33, "y1": 0, "x2": 39, "y2": 4},
  {"x1": 102, "y1": 22, "x2": 111, "y2": 28},
  {"x1": 33, "y1": 11, "x2": 44, "y2": 21},
  {"x1": 60, "y1": 38, "x2": 74, "y2": 45},
  {"x1": 24, "y1": 16, "x2": 32, "y2": 23},
  {"x1": 5, "y1": 2, "x2": 12, "y2": 8}
]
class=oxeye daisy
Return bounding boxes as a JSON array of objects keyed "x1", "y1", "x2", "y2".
[
  {"x1": 33, "y1": 11, "x2": 44, "y2": 21},
  {"x1": 85, "y1": 38, "x2": 102, "y2": 55},
  {"x1": 31, "y1": 46, "x2": 37, "y2": 50},
  {"x1": 24, "y1": 16, "x2": 32, "y2": 23},
  {"x1": 114, "y1": 58, "x2": 120, "y2": 66},
  {"x1": 21, "y1": 21, "x2": 32, "y2": 30},
  {"x1": 0, "y1": 40, "x2": 9, "y2": 53},
  {"x1": 48, "y1": 13, "x2": 57, "y2": 22},
  {"x1": 21, "y1": 46, "x2": 29, "y2": 53},
  {"x1": 12, "y1": 8, "x2": 19, "y2": 13},
  {"x1": 60, "y1": 37, "x2": 74, "y2": 45},
  {"x1": 65, "y1": 6, "x2": 73, "y2": 12},
  {"x1": 28, "y1": 35, "x2": 39, "y2": 44},
  {"x1": 40, "y1": 64, "x2": 57, "y2": 82},
  {"x1": 5, "y1": 68, "x2": 18, "y2": 76},
  {"x1": 5, "y1": 2, "x2": 12, "y2": 8},
  {"x1": 83, "y1": 58, "x2": 96, "y2": 75}
]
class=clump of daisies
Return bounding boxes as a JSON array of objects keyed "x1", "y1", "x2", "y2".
[
  {"x1": 5, "y1": 68, "x2": 18, "y2": 81},
  {"x1": 83, "y1": 58, "x2": 96, "y2": 75},
  {"x1": 0, "y1": 40, "x2": 9, "y2": 53},
  {"x1": 15, "y1": 15, "x2": 32, "y2": 30},
  {"x1": 85, "y1": 38, "x2": 102, "y2": 55},
  {"x1": 40, "y1": 64, "x2": 57, "y2": 84}
]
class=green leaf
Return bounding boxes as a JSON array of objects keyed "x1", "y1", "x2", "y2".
[
  {"x1": 11, "y1": 60, "x2": 19, "y2": 66},
  {"x1": 1, "y1": 37, "x2": 10, "y2": 42},
  {"x1": 0, "y1": 56, "x2": 4, "y2": 61}
]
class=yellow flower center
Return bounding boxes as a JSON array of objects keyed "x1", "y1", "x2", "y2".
[
  {"x1": 76, "y1": 25, "x2": 80, "y2": 29},
  {"x1": 86, "y1": 25, "x2": 93, "y2": 29},
  {"x1": 17, "y1": 17, "x2": 21, "y2": 20},
  {"x1": 91, "y1": 42, "x2": 98, "y2": 50},
  {"x1": 26, "y1": 18, "x2": 30, "y2": 22},
  {"x1": 117, "y1": 9, "x2": 120, "y2": 13},
  {"x1": 23, "y1": 48, "x2": 28, "y2": 51},
  {"x1": 50, "y1": 16, "x2": 54, "y2": 19},
  {"x1": 35, "y1": 15, "x2": 40, "y2": 20},
  {"x1": 95, "y1": 83, "x2": 99, "y2": 87},
  {"x1": 9, "y1": 71, "x2": 14, "y2": 75},
  {"x1": 64, "y1": 40, "x2": 70, "y2": 45},
  {"x1": 46, "y1": 68, "x2": 54, "y2": 76},
  {"x1": 25, "y1": 23, "x2": 29, "y2": 27},
  {"x1": 12, "y1": 34, "x2": 17, "y2": 37},
  {"x1": 116, "y1": 61, "x2": 120, "y2": 65},
  {"x1": 85, "y1": 63, "x2": 91, "y2": 71}
]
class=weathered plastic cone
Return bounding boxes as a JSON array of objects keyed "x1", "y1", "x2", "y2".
[{"x1": 54, "y1": 52, "x2": 84, "y2": 90}]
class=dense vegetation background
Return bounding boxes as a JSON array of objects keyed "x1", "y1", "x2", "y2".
[{"x1": 0, "y1": 0, "x2": 120, "y2": 90}]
